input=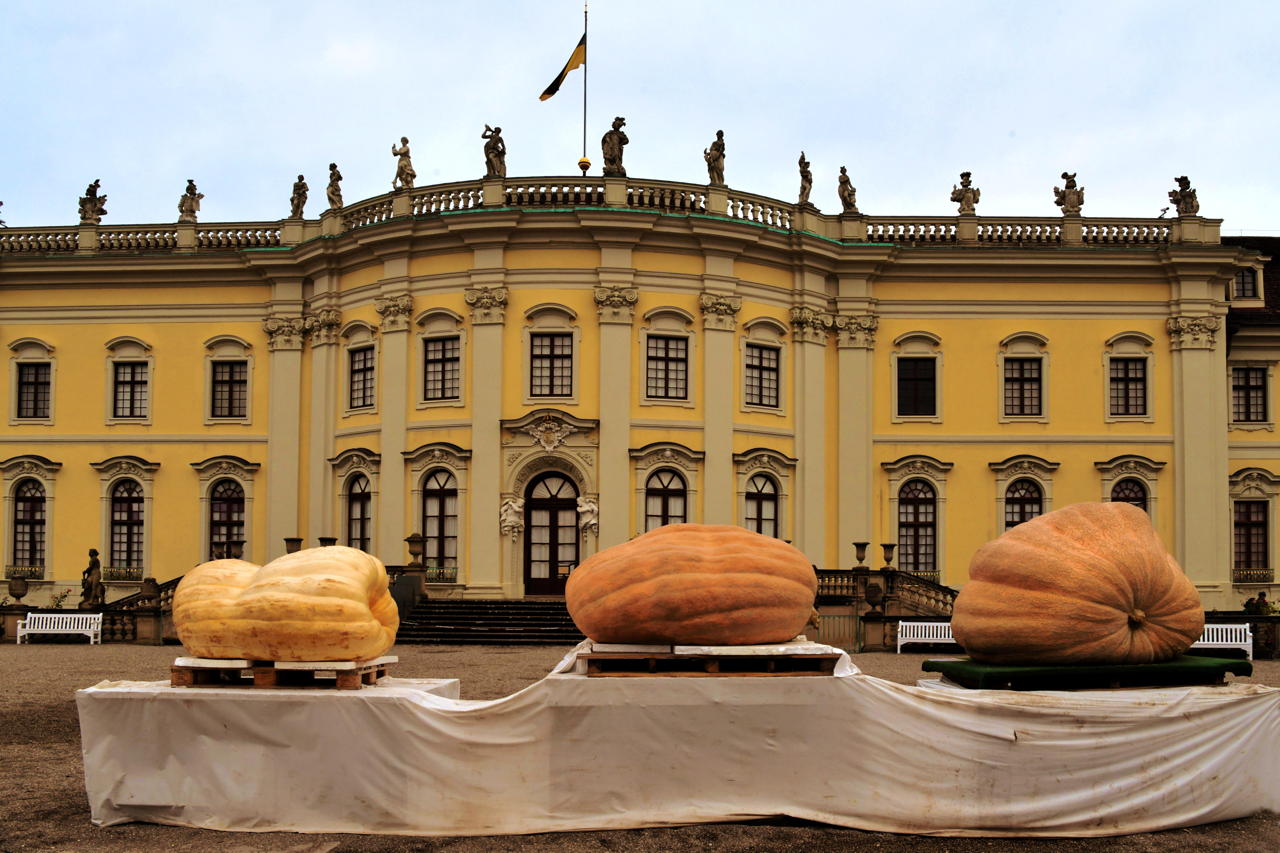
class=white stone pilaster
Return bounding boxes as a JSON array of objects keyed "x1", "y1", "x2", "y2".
[
  {"x1": 374, "y1": 292, "x2": 413, "y2": 563},
  {"x1": 595, "y1": 285, "x2": 637, "y2": 546},
  {"x1": 835, "y1": 313, "x2": 877, "y2": 570},
  {"x1": 464, "y1": 285, "x2": 507, "y2": 596},
  {"x1": 307, "y1": 305, "x2": 341, "y2": 548},
  {"x1": 699, "y1": 293, "x2": 740, "y2": 524},
  {"x1": 790, "y1": 307, "x2": 827, "y2": 562}
]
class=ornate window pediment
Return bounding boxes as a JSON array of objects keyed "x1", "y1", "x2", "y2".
[
  {"x1": 190, "y1": 455, "x2": 260, "y2": 485},
  {"x1": 328, "y1": 448, "x2": 381, "y2": 480}
]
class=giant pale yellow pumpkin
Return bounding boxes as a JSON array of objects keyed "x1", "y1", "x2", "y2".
[
  {"x1": 174, "y1": 546, "x2": 399, "y2": 661},
  {"x1": 951, "y1": 502, "x2": 1203, "y2": 665},
  {"x1": 566, "y1": 523, "x2": 818, "y2": 645}
]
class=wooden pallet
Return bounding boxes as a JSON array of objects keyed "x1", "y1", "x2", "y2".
[
  {"x1": 580, "y1": 651, "x2": 841, "y2": 677},
  {"x1": 170, "y1": 656, "x2": 397, "y2": 690}
]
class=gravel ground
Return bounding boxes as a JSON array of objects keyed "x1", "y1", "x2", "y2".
[{"x1": 1, "y1": 642, "x2": 1277, "y2": 852}]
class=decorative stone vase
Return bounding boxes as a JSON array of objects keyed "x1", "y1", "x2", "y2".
[{"x1": 7, "y1": 577, "x2": 28, "y2": 604}]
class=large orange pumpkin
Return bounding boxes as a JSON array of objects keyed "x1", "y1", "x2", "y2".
[
  {"x1": 951, "y1": 502, "x2": 1203, "y2": 665},
  {"x1": 565, "y1": 523, "x2": 818, "y2": 645}
]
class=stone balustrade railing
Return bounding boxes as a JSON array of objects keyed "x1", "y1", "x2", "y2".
[
  {"x1": 503, "y1": 177, "x2": 605, "y2": 207},
  {"x1": 726, "y1": 190, "x2": 792, "y2": 229},
  {"x1": 0, "y1": 177, "x2": 1216, "y2": 255},
  {"x1": 97, "y1": 226, "x2": 179, "y2": 251},
  {"x1": 626, "y1": 180, "x2": 707, "y2": 214},
  {"x1": 413, "y1": 180, "x2": 483, "y2": 215},
  {"x1": 865, "y1": 217, "x2": 958, "y2": 244}
]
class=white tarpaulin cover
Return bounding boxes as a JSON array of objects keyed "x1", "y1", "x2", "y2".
[{"x1": 76, "y1": 643, "x2": 1280, "y2": 837}]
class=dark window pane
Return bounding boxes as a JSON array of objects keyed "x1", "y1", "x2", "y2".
[
  {"x1": 211, "y1": 360, "x2": 248, "y2": 418},
  {"x1": 1232, "y1": 367, "x2": 1268, "y2": 423},
  {"x1": 644, "y1": 468, "x2": 688, "y2": 531},
  {"x1": 1234, "y1": 500, "x2": 1268, "y2": 570},
  {"x1": 897, "y1": 357, "x2": 936, "y2": 417},
  {"x1": 898, "y1": 479, "x2": 936, "y2": 578},
  {"x1": 745, "y1": 344, "x2": 779, "y2": 408},
  {"x1": 209, "y1": 478, "x2": 245, "y2": 559},
  {"x1": 422, "y1": 470, "x2": 459, "y2": 567},
  {"x1": 1235, "y1": 269, "x2": 1258, "y2": 299},
  {"x1": 113, "y1": 361, "x2": 149, "y2": 418},
  {"x1": 1109, "y1": 358, "x2": 1146, "y2": 416},
  {"x1": 16, "y1": 362, "x2": 51, "y2": 419},
  {"x1": 530, "y1": 333, "x2": 573, "y2": 397},
  {"x1": 13, "y1": 479, "x2": 46, "y2": 566},
  {"x1": 1111, "y1": 478, "x2": 1148, "y2": 512},
  {"x1": 1003, "y1": 358, "x2": 1041, "y2": 417},
  {"x1": 110, "y1": 479, "x2": 145, "y2": 568},
  {"x1": 349, "y1": 347, "x2": 376, "y2": 409},
  {"x1": 646, "y1": 336, "x2": 688, "y2": 400},
  {"x1": 1004, "y1": 479, "x2": 1043, "y2": 529}
]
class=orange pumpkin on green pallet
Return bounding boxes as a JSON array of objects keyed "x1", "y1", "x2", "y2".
[
  {"x1": 566, "y1": 523, "x2": 818, "y2": 646},
  {"x1": 951, "y1": 501, "x2": 1204, "y2": 666}
]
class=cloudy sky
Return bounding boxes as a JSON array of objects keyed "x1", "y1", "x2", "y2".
[{"x1": 3, "y1": 1, "x2": 1277, "y2": 231}]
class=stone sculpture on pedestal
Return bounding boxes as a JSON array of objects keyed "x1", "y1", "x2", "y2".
[
  {"x1": 79, "y1": 548, "x2": 105, "y2": 610},
  {"x1": 78, "y1": 179, "x2": 107, "y2": 225},
  {"x1": 326, "y1": 163, "x2": 343, "y2": 210},
  {"x1": 1053, "y1": 172, "x2": 1084, "y2": 215},
  {"x1": 601, "y1": 117, "x2": 628, "y2": 178},
  {"x1": 1169, "y1": 176, "x2": 1199, "y2": 216},
  {"x1": 704, "y1": 130, "x2": 726, "y2": 186},
  {"x1": 950, "y1": 171, "x2": 980, "y2": 214},
  {"x1": 837, "y1": 166, "x2": 859, "y2": 214},
  {"x1": 797, "y1": 152, "x2": 813, "y2": 206},
  {"x1": 482, "y1": 125, "x2": 507, "y2": 179},
  {"x1": 391, "y1": 137, "x2": 416, "y2": 190},
  {"x1": 289, "y1": 175, "x2": 308, "y2": 219},
  {"x1": 178, "y1": 180, "x2": 204, "y2": 223}
]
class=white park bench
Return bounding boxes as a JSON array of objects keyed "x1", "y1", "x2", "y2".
[
  {"x1": 897, "y1": 620, "x2": 1253, "y2": 660},
  {"x1": 1189, "y1": 623, "x2": 1253, "y2": 660},
  {"x1": 16, "y1": 612, "x2": 103, "y2": 644}
]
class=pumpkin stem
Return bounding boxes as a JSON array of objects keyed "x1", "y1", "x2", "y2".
[{"x1": 1128, "y1": 609, "x2": 1147, "y2": 629}]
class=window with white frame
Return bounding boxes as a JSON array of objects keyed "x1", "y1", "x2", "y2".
[
  {"x1": 421, "y1": 469, "x2": 458, "y2": 568},
  {"x1": 346, "y1": 474, "x2": 372, "y2": 552},
  {"x1": 204, "y1": 336, "x2": 253, "y2": 425},
  {"x1": 892, "y1": 332, "x2": 942, "y2": 421},
  {"x1": 9, "y1": 337, "x2": 55, "y2": 425},
  {"x1": 1004, "y1": 479, "x2": 1043, "y2": 529},
  {"x1": 897, "y1": 479, "x2": 937, "y2": 579},
  {"x1": 1110, "y1": 478, "x2": 1148, "y2": 512},
  {"x1": 1103, "y1": 333, "x2": 1153, "y2": 422},
  {"x1": 744, "y1": 473, "x2": 779, "y2": 537},
  {"x1": 740, "y1": 319, "x2": 787, "y2": 414},
  {"x1": 110, "y1": 479, "x2": 145, "y2": 572},
  {"x1": 1230, "y1": 468, "x2": 1280, "y2": 584},
  {"x1": 1232, "y1": 366, "x2": 1268, "y2": 423},
  {"x1": 112, "y1": 362, "x2": 149, "y2": 418},
  {"x1": 424, "y1": 336, "x2": 461, "y2": 401},
  {"x1": 646, "y1": 336, "x2": 688, "y2": 400},
  {"x1": 744, "y1": 344, "x2": 780, "y2": 408},
  {"x1": 209, "y1": 478, "x2": 245, "y2": 559},
  {"x1": 530, "y1": 332, "x2": 573, "y2": 397},
  {"x1": 644, "y1": 469, "x2": 687, "y2": 530},
  {"x1": 348, "y1": 347, "x2": 376, "y2": 409},
  {"x1": 1235, "y1": 269, "x2": 1259, "y2": 300},
  {"x1": 13, "y1": 478, "x2": 46, "y2": 568}
]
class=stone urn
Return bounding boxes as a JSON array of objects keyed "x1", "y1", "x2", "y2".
[
  {"x1": 7, "y1": 576, "x2": 28, "y2": 604},
  {"x1": 139, "y1": 577, "x2": 160, "y2": 606}
]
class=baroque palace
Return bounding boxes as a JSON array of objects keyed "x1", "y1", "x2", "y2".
[{"x1": 0, "y1": 145, "x2": 1275, "y2": 611}]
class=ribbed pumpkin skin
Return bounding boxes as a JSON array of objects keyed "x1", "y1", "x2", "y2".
[
  {"x1": 565, "y1": 523, "x2": 818, "y2": 645},
  {"x1": 174, "y1": 546, "x2": 399, "y2": 661},
  {"x1": 952, "y1": 502, "x2": 1203, "y2": 666}
]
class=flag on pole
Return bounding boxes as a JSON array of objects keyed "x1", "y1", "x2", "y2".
[{"x1": 539, "y1": 33, "x2": 586, "y2": 101}]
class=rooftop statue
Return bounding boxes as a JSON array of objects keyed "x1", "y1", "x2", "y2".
[
  {"x1": 327, "y1": 163, "x2": 343, "y2": 210},
  {"x1": 797, "y1": 151, "x2": 813, "y2": 206},
  {"x1": 704, "y1": 130, "x2": 726, "y2": 186},
  {"x1": 601, "y1": 117, "x2": 628, "y2": 178},
  {"x1": 1169, "y1": 175, "x2": 1199, "y2": 217},
  {"x1": 391, "y1": 136, "x2": 416, "y2": 190},
  {"x1": 1053, "y1": 171, "x2": 1084, "y2": 215},
  {"x1": 950, "y1": 171, "x2": 980, "y2": 214},
  {"x1": 78, "y1": 179, "x2": 107, "y2": 225},
  {"x1": 289, "y1": 174, "x2": 308, "y2": 219},
  {"x1": 837, "y1": 166, "x2": 859, "y2": 214},
  {"x1": 482, "y1": 124, "x2": 507, "y2": 179},
  {"x1": 0, "y1": 200, "x2": 5, "y2": 227},
  {"x1": 178, "y1": 179, "x2": 204, "y2": 224}
]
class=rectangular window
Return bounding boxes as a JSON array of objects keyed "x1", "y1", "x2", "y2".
[
  {"x1": 348, "y1": 347, "x2": 376, "y2": 409},
  {"x1": 530, "y1": 333, "x2": 572, "y2": 397},
  {"x1": 896, "y1": 357, "x2": 936, "y2": 417},
  {"x1": 1003, "y1": 358, "x2": 1042, "y2": 417},
  {"x1": 16, "y1": 362, "x2": 51, "y2": 419},
  {"x1": 646, "y1": 335, "x2": 688, "y2": 400},
  {"x1": 1232, "y1": 367, "x2": 1268, "y2": 423},
  {"x1": 1109, "y1": 358, "x2": 1147, "y2": 416},
  {"x1": 210, "y1": 360, "x2": 248, "y2": 418},
  {"x1": 744, "y1": 344, "x2": 779, "y2": 408},
  {"x1": 424, "y1": 336, "x2": 461, "y2": 401},
  {"x1": 1234, "y1": 500, "x2": 1269, "y2": 572},
  {"x1": 1235, "y1": 270, "x2": 1258, "y2": 300},
  {"x1": 112, "y1": 361, "x2": 149, "y2": 418}
]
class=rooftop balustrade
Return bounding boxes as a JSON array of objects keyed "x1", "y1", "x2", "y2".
[{"x1": 0, "y1": 175, "x2": 1217, "y2": 256}]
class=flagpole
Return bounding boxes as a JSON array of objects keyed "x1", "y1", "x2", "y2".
[{"x1": 582, "y1": 1, "x2": 588, "y2": 169}]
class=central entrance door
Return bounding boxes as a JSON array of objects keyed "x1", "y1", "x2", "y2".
[{"x1": 523, "y1": 473, "x2": 579, "y2": 595}]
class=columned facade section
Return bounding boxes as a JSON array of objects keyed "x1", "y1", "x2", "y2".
[
  {"x1": 464, "y1": 283, "x2": 508, "y2": 597},
  {"x1": 835, "y1": 312, "x2": 877, "y2": 570},
  {"x1": 699, "y1": 292, "x2": 741, "y2": 524},
  {"x1": 790, "y1": 305, "x2": 827, "y2": 561},
  {"x1": 374, "y1": 290, "x2": 412, "y2": 564},
  {"x1": 262, "y1": 282, "x2": 306, "y2": 563},
  {"x1": 595, "y1": 285, "x2": 637, "y2": 546}
]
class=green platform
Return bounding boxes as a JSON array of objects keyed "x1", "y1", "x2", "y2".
[{"x1": 921, "y1": 655, "x2": 1253, "y2": 691}]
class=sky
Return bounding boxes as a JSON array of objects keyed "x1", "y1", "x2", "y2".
[{"x1": 2, "y1": 0, "x2": 1278, "y2": 232}]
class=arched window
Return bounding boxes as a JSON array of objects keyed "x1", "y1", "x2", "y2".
[
  {"x1": 422, "y1": 470, "x2": 458, "y2": 568},
  {"x1": 645, "y1": 469, "x2": 687, "y2": 531},
  {"x1": 744, "y1": 474, "x2": 778, "y2": 537},
  {"x1": 346, "y1": 475, "x2": 372, "y2": 552},
  {"x1": 110, "y1": 479, "x2": 144, "y2": 569},
  {"x1": 898, "y1": 479, "x2": 937, "y2": 578},
  {"x1": 209, "y1": 478, "x2": 245, "y2": 559},
  {"x1": 13, "y1": 479, "x2": 46, "y2": 568},
  {"x1": 1005, "y1": 479, "x2": 1043, "y2": 529},
  {"x1": 1111, "y1": 478, "x2": 1148, "y2": 512}
]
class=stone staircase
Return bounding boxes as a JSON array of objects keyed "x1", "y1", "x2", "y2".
[{"x1": 398, "y1": 599, "x2": 584, "y2": 645}]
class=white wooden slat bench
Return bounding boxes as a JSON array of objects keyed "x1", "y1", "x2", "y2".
[
  {"x1": 897, "y1": 621, "x2": 1254, "y2": 660},
  {"x1": 16, "y1": 612, "x2": 103, "y2": 644},
  {"x1": 1189, "y1": 623, "x2": 1253, "y2": 660}
]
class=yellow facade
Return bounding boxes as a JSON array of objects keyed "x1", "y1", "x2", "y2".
[{"x1": 0, "y1": 178, "x2": 1272, "y2": 610}]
